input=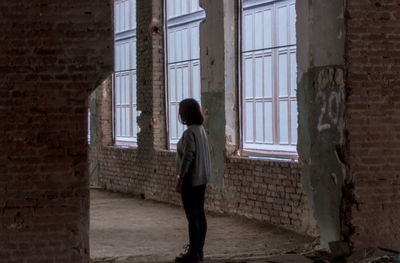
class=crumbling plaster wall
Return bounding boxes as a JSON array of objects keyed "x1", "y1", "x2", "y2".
[
  {"x1": 88, "y1": 77, "x2": 113, "y2": 186},
  {"x1": 297, "y1": 0, "x2": 347, "y2": 248},
  {"x1": 199, "y1": 0, "x2": 229, "y2": 189},
  {"x1": 192, "y1": 0, "x2": 315, "y2": 235}
]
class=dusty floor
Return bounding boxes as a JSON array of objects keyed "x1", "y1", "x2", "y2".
[{"x1": 90, "y1": 189, "x2": 315, "y2": 263}]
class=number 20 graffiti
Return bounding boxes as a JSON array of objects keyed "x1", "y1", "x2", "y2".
[{"x1": 316, "y1": 90, "x2": 341, "y2": 132}]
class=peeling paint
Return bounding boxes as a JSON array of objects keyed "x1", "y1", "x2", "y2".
[
  {"x1": 202, "y1": 91, "x2": 225, "y2": 189},
  {"x1": 298, "y1": 66, "x2": 346, "y2": 248}
]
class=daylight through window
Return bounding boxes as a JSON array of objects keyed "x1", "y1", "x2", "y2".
[
  {"x1": 241, "y1": 0, "x2": 297, "y2": 155},
  {"x1": 114, "y1": 0, "x2": 138, "y2": 146},
  {"x1": 166, "y1": 0, "x2": 205, "y2": 148}
]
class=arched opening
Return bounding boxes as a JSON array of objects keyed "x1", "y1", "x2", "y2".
[{"x1": 88, "y1": 0, "x2": 316, "y2": 262}]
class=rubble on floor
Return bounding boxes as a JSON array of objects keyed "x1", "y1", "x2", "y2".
[
  {"x1": 303, "y1": 247, "x2": 400, "y2": 263},
  {"x1": 347, "y1": 247, "x2": 400, "y2": 263}
]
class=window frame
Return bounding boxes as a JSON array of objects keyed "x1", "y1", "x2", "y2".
[
  {"x1": 113, "y1": 0, "x2": 138, "y2": 147},
  {"x1": 239, "y1": 0, "x2": 298, "y2": 158},
  {"x1": 165, "y1": 0, "x2": 205, "y2": 150}
]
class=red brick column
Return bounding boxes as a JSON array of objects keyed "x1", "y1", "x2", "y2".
[
  {"x1": 346, "y1": 0, "x2": 400, "y2": 250},
  {"x1": 0, "y1": 1, "x2": 113, "y2": 262},
  {"x1": 137, "y1": 0, "x2": 167, "y2": 151}
]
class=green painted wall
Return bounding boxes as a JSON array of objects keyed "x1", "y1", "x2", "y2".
[
  {"x1": 202, "y1": 91, "x2": 226, "y2": 189},
  {"x1": 298, "y1": 66, "x2": 346, "y2": 247}
]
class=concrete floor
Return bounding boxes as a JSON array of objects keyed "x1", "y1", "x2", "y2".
[{"x1": 90, "y1": 189, "x2": 314, "y2": 263}]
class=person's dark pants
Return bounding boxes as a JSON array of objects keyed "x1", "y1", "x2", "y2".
[{"x1": 181, "y1": 176, "x2": 207, "y2": 258}]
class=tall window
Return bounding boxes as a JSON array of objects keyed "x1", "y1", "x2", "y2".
[
  {"x1": 166, "y1": 0, "x2": 205, "y2": 147},
  {"x1": 114, "y1": 0, "x2": 138, "y2": 146},
  {"x1": 241, "y1": 0, "x2": 297, "y2": 155}
]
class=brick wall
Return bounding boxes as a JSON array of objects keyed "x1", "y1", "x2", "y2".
[
  {"x1": 88, "y1": 147, "x2": 181, "y2": 204},
  {"x1": 89, "y1": 144, "x2": 311, "y2": 234},
  {"x1": 223, "y1": 158, "x2": 311, "y2": 233},
  {"x1": 1, "y1": 1, "x2": 113, "y2": 262},
  {"x1": 346, "y1": 1, "x2": 400, "y2": 250},
  {"x1": 136, "y1": 0, "x2": 167, "y2": 151}
]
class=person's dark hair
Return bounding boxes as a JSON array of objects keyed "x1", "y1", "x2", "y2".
[{"x1": 179, "y1": 98, "x2": 204, "y2": 125}]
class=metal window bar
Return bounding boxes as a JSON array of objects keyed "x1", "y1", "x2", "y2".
[
  {"x1": 168, "y1": 58, "x2": 200, "y2": 65},
  {"x1": 115, "y1": 69, "x2": 137, "y2": 74},
  {"x1": 242, "y1": 44, "x2": 296, "y2": 54}
]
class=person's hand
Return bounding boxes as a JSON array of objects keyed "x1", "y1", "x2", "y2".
[{"x1": 176, "y1": 177, "x2": 183, "y2": 193}]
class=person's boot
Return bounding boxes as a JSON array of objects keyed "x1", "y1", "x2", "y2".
[
  {"x1": 199, "y1": 250, "x2": 203, "y2": 262},
  {"x1": 175, "y1": 245, "x2": 200, "y2": 263},
  {"x1": 175, "y1": 251, "x2": 200, "y2": 263}
]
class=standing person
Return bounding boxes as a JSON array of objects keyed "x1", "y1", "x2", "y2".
[{"x1": 175, "y1": 98, "x2": 211, "y2": 263}]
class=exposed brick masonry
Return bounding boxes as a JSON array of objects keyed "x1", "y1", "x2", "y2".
[
  {"x1": 1, "y1": 1, "x2": 113, "y2": 262},
  {"x1": 136, "y1": 0, "x2": 166, "y2": 151},
  {"x1": 346, "y1": 0, "x2": 400, "y2": 250},
  {"x1": 89, "y1": 139, "x2": 310, "y2": 234},
  {"x1": 224, "y1": 157, "x2": 309, "y2": 232}
]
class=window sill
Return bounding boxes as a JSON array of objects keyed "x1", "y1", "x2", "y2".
[
  {"x1": 168, "y1": 143, "x2": 177, "y2": 151},
  {"x1": 106, "y1": 144, "x2": 137, "y2": 150},
  {"x1": 113, "y1": 145, "x2": 137, "y2": 149},
  {"x1": 228, "y1": 153, "x2": 299, "y2": 168},
  {"x1": 115, "y1": 139, "x2": 137, "y2": 148},
  {"x1": 236, "y1": 149, "x2": 298, "y2": 162}
]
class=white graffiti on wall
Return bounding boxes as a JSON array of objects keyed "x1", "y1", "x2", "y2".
[
  {"x1": 317, "y1": 90, "x2": 341, "y2": 132},
  {"x1": 315, "y1": 68, "x2": 343, "y2": 133}
]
